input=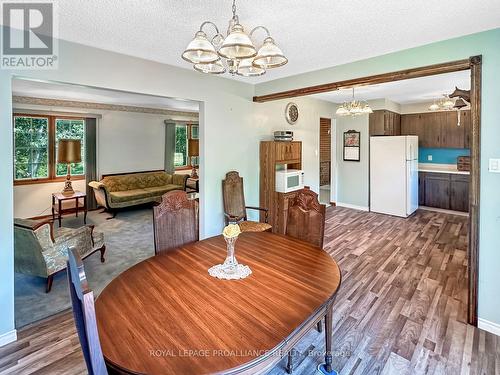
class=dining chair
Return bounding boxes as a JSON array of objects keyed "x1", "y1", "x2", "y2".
[
  {"x1": 222, "y1": 171, "x2": 272, "y2": 232},
  {"x1": 284, "y1": 187, "x2": 326, "y2": 374},
  {"x1": 285, "y1": 187, "x2": 326, "y2": 249},
  {"x1": 153, "y1": 190, "x2": 199, "y2": 255},
  {"x1": 67, "y1": 247, "x2": 107, "y2": 375}
]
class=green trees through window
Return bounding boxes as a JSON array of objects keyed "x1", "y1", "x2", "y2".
[
  {"x1": 174, "y1": 124, "x2": 187, "y2": 167},
  {"x1": 13, "y1": 115, "x2": 86, "y2": 182},
  {"x1": 14, "y1": 116, "x2": 49, "y2": 180},
  {"x1": 55, "y1": 119, "x2": 85, "y2": 176}
]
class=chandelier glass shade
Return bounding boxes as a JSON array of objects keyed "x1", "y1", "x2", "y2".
[
  {"x1": 336, "y1": 88, "x2": 373, "y2": 117},
  {"x1": 181, "y1": 0, "x2": 287, "y2": 77}
]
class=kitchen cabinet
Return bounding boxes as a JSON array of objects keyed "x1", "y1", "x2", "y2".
[
  {"x1": 274, "y1": 141, "x2": 301, "y2": 163},
  {"x1": 418, "y1": 172, "x2": 426, "y2": 206},
  {"x1": 424, "y1": 172, "x2": 450, "y2": 209},
  {"x1": 369, "y1": 110, "x2": 401, "y2": 136},
  {"x1": 401, "y1": 110, "x2": 470, "y2": 149},
  {"x1": 450, "y1": 174, "x2": 469, "y2": 212},
  {"x1": 418, "y1": 172, "x2": 469, "y2": 212},
  {"x1": 462, "y1": 110, "x2": 471, "y2": 149}
]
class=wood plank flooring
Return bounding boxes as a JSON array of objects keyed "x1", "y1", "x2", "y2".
[{"x1": 1, "y1": 207, "x2": 498, "y2": 374}]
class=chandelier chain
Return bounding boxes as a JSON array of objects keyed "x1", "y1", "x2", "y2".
[{"x1": 232, "y1": 0, "x2": 237, "y2": 19}]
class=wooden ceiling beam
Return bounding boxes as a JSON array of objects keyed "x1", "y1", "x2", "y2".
[{"x1": 253, "y1": 58, "x2": 472, "y2": 103}]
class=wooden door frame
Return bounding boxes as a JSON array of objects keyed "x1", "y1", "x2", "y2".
[{"x1": 254, "y1": 56, "x2": 482, "y2": 326}]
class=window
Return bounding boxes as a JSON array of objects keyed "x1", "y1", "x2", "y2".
[
  {"x1": 13, "y1": 114, "x2": 86, "y2": 184},
  {"x1": 55, "y1": 119, "x2": 85, "y2": 176},
  {"x1": 14, "y1": 116, "x2": 49, "y2": 180},
  {"x1": 174, "y1": 123, "x2": 199, "y2": 169},
  {"x1": 174, "y1": 124, "x2": 188, "y2": 167}
]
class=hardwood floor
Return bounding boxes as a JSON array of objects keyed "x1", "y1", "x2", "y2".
[{"x1": 1, "y1": 207, "x2": 498, "y2": 374}]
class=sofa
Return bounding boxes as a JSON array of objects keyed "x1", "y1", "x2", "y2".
[
  {"x1": 14, "y1": 218, "x2": 105, "y2": 292},
  {"x1": 89, "y1": 171, "x2": 188, "y2": 215}
]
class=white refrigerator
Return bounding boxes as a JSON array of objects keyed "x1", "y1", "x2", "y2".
[{"x1": 370, "y1": 136, "x2": 419, "y2": 217}]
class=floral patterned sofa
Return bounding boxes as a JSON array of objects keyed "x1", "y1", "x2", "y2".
[
  {"x1": 14, "y1": 218, "x2": 105, "y2": 292},
  {"x1": 89, "y1": 171, "x2": 188, "y2": 215}
]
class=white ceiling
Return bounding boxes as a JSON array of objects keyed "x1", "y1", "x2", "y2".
[
  {"x1": 311, "y1": 70, "x2": 471, "y2": 104},
  {"x1": 12, "y1": 79, "x2": 200, "y2": 112},
  {"x1": 51, "y1": 0, "x2": 500, "y2": 83}
]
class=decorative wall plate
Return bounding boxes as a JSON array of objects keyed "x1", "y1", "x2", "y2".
[{"x1": 285, "y1": 102, "x2": 299, "y2": 125}]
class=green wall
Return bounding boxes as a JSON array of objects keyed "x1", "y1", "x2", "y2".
[{"x1": 257, "y1": 28, "x2": 500, "y2": 326}]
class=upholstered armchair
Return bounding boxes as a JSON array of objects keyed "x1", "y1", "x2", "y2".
[{"x1": 14, "y1": 218, "x2": 106, "y2": 292}]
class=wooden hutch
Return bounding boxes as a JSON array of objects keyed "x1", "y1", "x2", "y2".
[{"x1": 259, "y1": 141, "x2": 302, "y2": 234}]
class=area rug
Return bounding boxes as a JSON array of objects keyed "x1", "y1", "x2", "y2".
[{"x1": 14, "y1": 207, "x2": 154, "y2": 327}]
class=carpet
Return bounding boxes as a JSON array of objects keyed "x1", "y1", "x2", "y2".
[{"x1": 14, "y1": 207, "x2": 155, "y2": 328}]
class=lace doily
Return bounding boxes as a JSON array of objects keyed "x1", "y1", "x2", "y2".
[{"x1": 208, "y1": 264, "x2": 252, "y2": 280}]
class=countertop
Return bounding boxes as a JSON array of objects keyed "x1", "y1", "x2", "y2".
[{"x1": 418, "y1": 163, "x2": 470, "y2": 175}]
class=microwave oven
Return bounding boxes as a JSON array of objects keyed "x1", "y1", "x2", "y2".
[{"x1": 276, "y1": 169, "x2": 304, "y2": 193}]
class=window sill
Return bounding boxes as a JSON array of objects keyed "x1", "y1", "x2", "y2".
[{"x1": 14, "y1": 175, "x2": 86, "y2": 186}]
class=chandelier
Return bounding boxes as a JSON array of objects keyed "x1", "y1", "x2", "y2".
[
  {"x1": 335, "y1": 88, "x2": 373, "y2": 116},
  {"x1": 181, "y1": 0, "x2": 288, "y2": 77},
  {"x1": 429, "y1": 95, "x2": 455, "y2": 111}
]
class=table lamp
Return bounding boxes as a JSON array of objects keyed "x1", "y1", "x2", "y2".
[
  {"x1": 188, "y1": 139, "x2": 199, "y2": 178},
  {"x1": 57, "y1": 139, "x2": 82, "y2": 196}
]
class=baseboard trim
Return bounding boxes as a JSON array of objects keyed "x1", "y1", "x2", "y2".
[
  {"x1": 0, "y1": 329, "x2": 17, "y2": 347},
  {"x1": 336, "y1": 202, "x2": 369, "y2": 211},
  {"x1": 478, "y1": 318, "x2": 500, "y2": 336}
]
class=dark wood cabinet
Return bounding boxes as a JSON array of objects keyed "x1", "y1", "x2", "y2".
[
  {"x1": 424, "y1": 173, "x2": 451, "y2": 210},
  {"x1": 369, "y1": 110, "x2": 401, "y2": 136},
  {"x1": 418, "y1": 172, "x2": 469, "y2": 212},
  {"x1": 418, "y1": 172, "x2": 426, "y2": 206},
  {"x1": 450, "y1": 174, "x2": 470, "y2": 212},
  {"x1": 439, "y1": 111, "x2": 465, "y2": 148},
  {"x1": 462, "y1": 110, "x2": 471, "y2": 149},
  {"x1": 401, "y1": 110, "x2": 470, "y2": 149}
]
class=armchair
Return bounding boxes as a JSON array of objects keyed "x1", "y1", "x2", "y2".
[
  {"x1": 14, "y1": 218, "x2": 105, "y2": 292},
  {"x1": 222, "y1": 171, "x2": 272, "y2": 232}
]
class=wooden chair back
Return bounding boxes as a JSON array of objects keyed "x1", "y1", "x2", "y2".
[
  {"x1": 153, "y1": 190, "x2": 199, "y2": 255},
  {"x1": 67, "y1": 247, "x2": 107, "y2": 375},
  {"x1": 222, "y1": 171, "x2": 247, "y2": 222},
  {"x1": 285, "y1": 187, "x2": 326, "y2": 249}
]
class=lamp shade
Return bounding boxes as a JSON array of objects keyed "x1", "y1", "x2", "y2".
[
  {"x1": 253, "y1": 37, "x2": 288, "y2": 69},
  {"x1": 194, "y1": 59, "x2": 226, "y2": 74},
  {"x1": 218, "y1": 24, "x2": 257, "y2": 60},
  {"x1": 57, "y1": 139, "x2": 81, "y2": 164},
  {"x1": 182, "y1": 31, "x2": 219, "y2": 64},
  {"x1": 237, "y1": 58, "x2": 265, "y2": 77},
  {"x1": 188, "y1": 139, "x2": 199, "y2": 157}
]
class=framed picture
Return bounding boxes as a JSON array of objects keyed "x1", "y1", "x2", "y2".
[{"x1": 343, "y1": 130, "x2": 360, "y2": 161}]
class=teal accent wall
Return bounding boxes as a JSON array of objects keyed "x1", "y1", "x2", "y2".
[
  {"x1": 256, "y1": 28, "x2": 500, "y2": 327},
  {"x1": 419, "y1": 148, "x2": 470, "y2": 164}
]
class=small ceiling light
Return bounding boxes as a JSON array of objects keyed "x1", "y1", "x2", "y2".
[
  {"x1": 237, "y1": 58, "x2": 265, "y2": 77},
  {"x1": 336, "y1": 88, "x2": 373, "y2": 117},
  {"x1": 429, "y1": 102, "x2": 440, "y2": 111}
]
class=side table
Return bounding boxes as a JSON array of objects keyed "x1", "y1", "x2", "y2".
[
  {"x1": 52, "y1": 191, "x2": 87, "y2": 227},
  {"x1": 186, "y1": 177, "x2": 199, "y2": 193}
]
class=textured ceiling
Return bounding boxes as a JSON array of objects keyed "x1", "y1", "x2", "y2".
[
  {"x1": 52, "y1": 0, "x2": 500, "y2": 83},
  {"x1": 312, "y1": 70, "x2": 471, "y2": 104}
]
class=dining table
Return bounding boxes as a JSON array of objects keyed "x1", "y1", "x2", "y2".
[{"x1": 95, "y1": 231, "x2": 341, "y2": 374}]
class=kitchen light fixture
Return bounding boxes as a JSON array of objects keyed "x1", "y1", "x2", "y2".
[
  {"x1": 336, "y1": 88, "x2": 373, "y2": 117},
  {"x1": 428, "y1": 95, "x2": 456, "y2": 111},
  {"x1": 181, "y1": 0, "x2": 287, "y2": 77}
]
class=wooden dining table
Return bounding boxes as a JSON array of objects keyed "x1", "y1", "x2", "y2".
[{"x1": 95, "y1": 231, "x2": 341, "y2": 374}]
